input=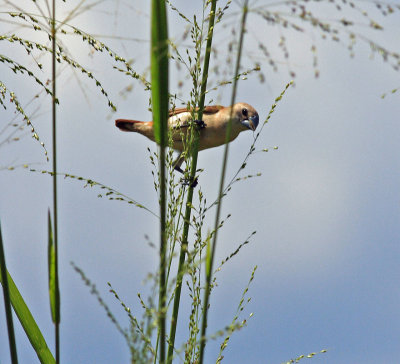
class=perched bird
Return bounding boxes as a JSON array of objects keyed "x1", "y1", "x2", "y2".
[{"x1": 115, "y1": 102, "x2": 259, "y2": 172}]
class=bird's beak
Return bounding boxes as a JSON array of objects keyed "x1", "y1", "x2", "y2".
[
  {"x1": 249, "y1": 114, "x2": 259, "y2": 131},
  {"x1": 241, "y1": 114, "x2": 259, "y2": 131}
]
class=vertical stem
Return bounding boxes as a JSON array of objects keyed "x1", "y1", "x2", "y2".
[
  {"x1": 167, "y1": 1, "x2": 217, "y2": 363},
  {"x1": 159, "y1": 146, "x2": 167, "y2": 364},
  {"x1": 150, "y1": 0, "x2": 168, "y2": 362},
  {"x1": 51, "y1": 1, "x2": 60, "y2": 363},
  {"x1": 198, "y1": 2, "x2": 249, "y2": 363}
]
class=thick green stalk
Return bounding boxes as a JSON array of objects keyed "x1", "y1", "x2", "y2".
[
  {"x1": 51, "y1": 2, "x2": 61, "y2": 363},
  {"x1": 158, "y1": 143, "x2": 167, "y2": 364},
  {"x1": 166, "y1": 1, "x2": 217, "y2": 363},
  {"x1": 150, "y1": 0, "x2": 169, "y2": 362},
  {"x1": 199, "y1": 2, "x2": 249, "y2": 363}
]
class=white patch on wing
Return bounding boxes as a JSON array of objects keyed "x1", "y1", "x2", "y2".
[{"x1": 169, "y1": 112, "x2": 192, "y2": 128}]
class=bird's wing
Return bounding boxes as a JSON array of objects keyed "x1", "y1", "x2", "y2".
[
  {"x1": 168, "y1": 105, "x2": 224, "y2": 129},
  {"x1": 168, "y1": 107, "x2": 191, "y2": 117},
  {"x1": 168, "y1": 105, "x2": 223, "y2": 117},
  {"x1": 168, "y1": 111, "x2": 192, "y2": 129},
  {"x1": 202, "y1": 105, "x2": 224, "y2": 114}
]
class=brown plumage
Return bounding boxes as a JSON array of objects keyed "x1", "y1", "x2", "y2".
[{"x1": 115, "y1": 102, "x2": 259, "y2": 171}]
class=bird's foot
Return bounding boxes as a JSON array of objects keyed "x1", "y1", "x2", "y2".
[
  {"x1": 194, "y1": 119, "x2": 207, "y2": 129},
  {"x1": 180, "y1": 176, "x2": 198, "y2": 188}
]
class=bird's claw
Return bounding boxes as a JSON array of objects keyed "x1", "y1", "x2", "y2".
[
  {"x1": 180, "y1": 176, "x2": 198, "y2": 188},
  {"x1": 190, "y1": 177, "x2": 198, "y2": 188},
  {"x1": 194, "y1": 119, "x2": 207, "y2": 129}
]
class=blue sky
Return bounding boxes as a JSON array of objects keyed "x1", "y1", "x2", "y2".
[{"x1": 0, "y1": 1, "x2": 399, "y2": 363}]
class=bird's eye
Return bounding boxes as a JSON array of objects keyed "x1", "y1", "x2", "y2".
[{"x1": 242, "y1": 108, "x2": 248, "y2": 117}]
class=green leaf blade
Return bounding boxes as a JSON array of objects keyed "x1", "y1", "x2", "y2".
[
  {"x1": 0, "y1": 256, "x2": 55, "y2": 363},
  {"x1": 0, "y1": 221, "x2": 19, "y2": 364}
]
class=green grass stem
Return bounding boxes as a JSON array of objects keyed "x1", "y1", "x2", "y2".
[
  {"x1": 51, "y1": 1, "x2": 61, "y2": 362},
  {"x1": 166, "y1": 2, "x2": 218, "y2": 363},
  {"x1": 199, "y1": 2, "x2": 249, "y2": 363},
  {"x1": 150, "y1": 0, "x2": 169, "y2": 362}
]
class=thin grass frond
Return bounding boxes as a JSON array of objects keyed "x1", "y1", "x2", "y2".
[
  {"x1": 282, "y1": 349, "x2": 328, "y2": 364},
  {"x1": 108, "y1": 282, "x2": 156, "y2": 362},
  {"x1": 71, "y1": 263, "x2": 133, "y2": 347},
  {"x1": 166, "y1": 0, "x2": 192, "y2": 24},
  {"x1": 0, "y1": 79, "x2": 49, "y2": 161},
  {"x1": 2, "y1": 10, "x2": 152, "y2": 111},
  {"x1": 216, "y1": 265, "x2": 257, "y2": 363},
  {"x1": 204, "y1": 80, "x2": 293, "y2": 215},
  {"x1": 25, "y1": 167, "x2": 158, "y2": 217},
  {"x1": 216, "y1": 231, "x2": 256, "y2": 272},
  {"x1": 381, "y1": 86, "x2": 399, "y2": 98}
]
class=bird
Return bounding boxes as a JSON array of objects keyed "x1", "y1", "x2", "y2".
[{"x1": 115, "y1": 102, "x2": 259, "y2": 173}]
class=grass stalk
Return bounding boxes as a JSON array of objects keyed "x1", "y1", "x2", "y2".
[
  {"x1": 51, "y1": 1, "x2": 61, "y2": 362},
  {"x1": 166, "y1": 1, "x2": 218, "y2": 362},
  {"x1": 0, "y1": 222, "x2": 19, "y2": 364},
  {"x1": 158, "y1": 138, "x2": 167, "y2": 364},
  {"x1": 150, "y1": 0, "x2": 169, "y2": 362},
  {"x1": 198, "y1": 2, "x2": 249, "y2": 363}
]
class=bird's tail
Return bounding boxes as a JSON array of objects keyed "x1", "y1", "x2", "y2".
[{"x1": 115, "y1": 119, "x2": 149, "y2": 132}]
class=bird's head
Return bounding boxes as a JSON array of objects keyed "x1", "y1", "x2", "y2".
[{"x1": 231, "y1": 102, "x2": 259, "y2": 131}]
